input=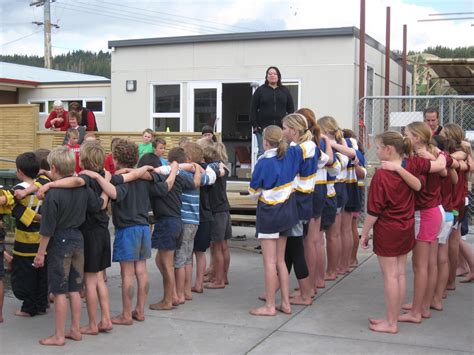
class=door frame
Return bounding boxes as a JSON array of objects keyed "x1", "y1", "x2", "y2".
[{"x1": 187, "y1": 81, "x2": 222, "y2": 133}]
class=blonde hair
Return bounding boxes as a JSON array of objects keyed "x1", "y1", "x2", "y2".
[
  {"x1": 443, "y1": 123, "x2": 469, "y2": 155},
  {"x1": 84, "y1": 132, "x2": 97, "y2": 142},
  {"x1": 375, "y1": 131, "x2": 412, "y2": 158},
  {"x1": 214, "y1": 142, "x2": 228, "y2": 162},
  {"x1": 296, "y1": 108, "x2": 320, "y2": 146},
  {"x1": 203, "y1": 145, "x2": 219, "y2": 163},
  {"x1": 196, "y1": 137, "x2": 213, "y2": 149},
  {"x1": 142, "y1": 128, "x2": 154, "y2": 136},
  {"x1": 406, "y1": 121, "x2": 437, "y2": 156},
  {"x1": 66, "y1": 128, "x2": 79, "y2": 139},
  {"x1": 263, "y1": 125, "x2": 288, "y2": 159},
  {"x1": 48, "y1": 146, "x2": 76, "y2": 177},
  {"x1": 80, "y1": 142, "x2": 105, "y2": 172},
  {"x1": 282, "y1": 113, "x2": 313, "y2": 144},
  {"x1": 318, "y1": 116, "x2": 343, "y2": 143},
  {"x1": 183, "y1": 142, "x2": 204, "y2": 163}
]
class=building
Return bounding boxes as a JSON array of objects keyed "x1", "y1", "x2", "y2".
[
  {"x1": 109, "y1": 26, "x2": 410, "y2": 170},
  {"x1": 0, "y1": 61, "x2": 111, "y2": 130}
]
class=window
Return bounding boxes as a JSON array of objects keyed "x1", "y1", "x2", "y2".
[
  {"x1": 30, "y1": 101, "x2": 46, "y2": 113},
  {"x1": 153, "y1": 84, "x2": 181, "y2": 132},
  {"x1": 193, "y1": 88, "x2": 216, "y2": 133},
  {"x1": 85, "y1": 100, "x2": 104, "y2": 113},
  {"x1": 283, "y1": 82, "x2": 299, "y2": 109}
]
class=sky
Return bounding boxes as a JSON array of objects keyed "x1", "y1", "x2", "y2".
[{"x1": 0, "y1": 0, "x2": 472, "y2": 56}]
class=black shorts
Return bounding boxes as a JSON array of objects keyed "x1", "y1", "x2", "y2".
[
  {"x1": 194, "y1": 221, "x2": 211, "y2": 252},
  {"x1": 82, "y1": 225, "x2": 111, "y2": 273},
  {"x1": 210, "y1": 211, "x2": 232, "y2": 242}
]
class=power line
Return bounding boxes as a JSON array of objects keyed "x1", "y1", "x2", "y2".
[{"x1": 1, "y1": 30, "x2": 43, "y2": 47}]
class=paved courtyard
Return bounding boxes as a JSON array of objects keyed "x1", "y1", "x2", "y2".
[{"x1": 1, "y1": 226, "x2": 473, "y2": 354}]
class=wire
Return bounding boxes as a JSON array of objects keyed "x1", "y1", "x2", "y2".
[{"x1": 1, "y1": 30, "x2": 43, "y2": 47}]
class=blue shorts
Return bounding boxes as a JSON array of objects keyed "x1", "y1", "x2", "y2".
[
  {"x1": 335, "y1": 182, "x2": 348, "y2": 210},
  {"x1": 321, "y1": 196, "x2": 337, "y2": 230},
  {"x1": 152, "y1": 217, "x2": 182, "y2": 251},
  {"x1": 113, "y1": 225, "x2": 151, "y2": 262},
  {"x1": 312, "y1": 184, "x2": 327, "y2": 218}
]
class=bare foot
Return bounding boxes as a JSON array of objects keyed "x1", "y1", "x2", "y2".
[
  {"x1": 350, "y1": 260, "x2": 358, "y2": 268},
  {"x1": 290, "y1": 290, "x2": 301, "y2": 298},
  {"x1": 172, "y1": 298, "x2": 185, "y2": 306},
  {"x1": 98, "y1": 321, "x2": 113, "y2": 333},
  {"x1": 39, "y1": 334, "x2": 65, "y2": 346},
  {"x1": 401, "y1": 303, "x2": 412, "y2": 311},
  {"x1": 442, "y1": 291, "x2": 447, "y2": 299},
  {"x1": 430, "y1": 300, "x2": 443, "y2": 311},
  {"x1": 369, "y1": 320, "x2": 398, "y2": 334},
  {"x1": 79, "y1": 325, "x2": 99, "y2": 335},
  {"x1": 149, "y1": 301, "x2": 174, "y2": 311},
  {"x1": 131, "y1": 310, "x2": 145, "y2": 322},
  {"x1": 203, "y1": 275, "x2": 215, "y2": 283},
  {"x1": 324, "y1": 273, "x2": 337, "y2": 281},
  {"x1": 368, "y1": 317, "x2": 385, "y2": 325},
  {"x1": 185, "y1": 293, "x2": 193, "y2": 301},
  {"x1": 204, "y1": 282, "x2": 225, "y2": 289},
  {"x1": 422, "y1": 309, "x2": 431, "y2": 319},
  {"x1": 258, "y1": 293, "x2": 267, "y2": 301},
  {"x1": 460, "y1": 273, "x2": 474, "y2": 283},
  {"x1": 446, "y1": 283, "x2": 456, "y2": 291},
  {"x1": 456, "y1": 268, "x2": 468, "y2": 276},
  {"x1": 398, "y1": 312, "x2": 422, "y2": 323},
  {"x1": 191, "y1": 286, "x2": 203, "y2": 294},
  {"x1": 249, "y1": 305, "x2": 276, "y2": 316},
  {"x1": 289, "y1": 295, "x2": 312, "y2": 306},
  {"x1": 276, "y1": 304, "x2": 292, "y2": 315},
  {"x1": 65, "y1": 330, "x2": 82, "y2": 341},
  {"x1": 15, "y1": 310, "x2": 31, "y2": 317},
  {"x1": 111, "y1": 314, "x2": 133, "y2": 325},
  {"x1": 316, "y1": 282, "x2": 326, "y2": 289}
]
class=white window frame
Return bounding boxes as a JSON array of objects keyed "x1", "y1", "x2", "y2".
[
  {"x1": 188, "y1": 81, "x2": 222, "y2": 133},
  {"x1": 28, "y1": 100, "x2": 47, "y2": 114},
  {"x1": 28, "y1": 98, "x2": 106, "y2": 115},
  {"x1": 150, "y1": 82, "x2": 183, "y2": 132}
]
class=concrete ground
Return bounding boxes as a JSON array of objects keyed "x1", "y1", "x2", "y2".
[{"x1": 1, "y1": 226, "x2": 473, "y2": 354}]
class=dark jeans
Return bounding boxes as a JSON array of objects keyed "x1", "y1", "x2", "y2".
[{"x1": 254, "y1": 131, "x2": 264, "y2": 157}]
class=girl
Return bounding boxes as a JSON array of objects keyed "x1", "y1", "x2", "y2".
[
  {"x1": 249, "y1": 125, "x2": 301, "y2": 316},
  {"x1": 360, "y1": 131, "x2": 422, "y2": 334},
  {"x1": 385, "y1": 122, "x2": 447, "y2": 324},
  {"x1": 281, "y1": 113, "x2": 328, "y2": 305},
  {"x1": 297, "y1": 108, "x2": 333, "y2": 291}
]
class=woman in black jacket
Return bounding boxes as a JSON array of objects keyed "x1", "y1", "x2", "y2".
[{"x1": 250, "y1": 66, "x2": 295, "y2": 156}]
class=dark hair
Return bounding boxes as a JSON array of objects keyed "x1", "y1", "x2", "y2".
[
  {"x1": 112, "y1": 139, "x2": 138, "y2": 168},
  {"x1": 264, "y1": 66, "x2": 282, "y2": 87},
  {"x1": 16, "y1": 152, "x2": 40, "y2": 179},
  {"x1": 69, "y1": 101, "x2": 83, "y2": 111},
  {"x1": 34, "y1": 148, "x2": 50, "y2": 170},
  {"x1": 201, "y1": 125, "x2": 214, "y2": 135},
  {"x1": 69, "y1": 111, "x2": 81, "y2": 121},
  {"x1": 167, "y1": 147, "x2": 187, "y2": 164},
  {"x1": 343, "y1": 128, "x2": 365, "y2": 154},
  {"x1": 424, "y1": 107, "x2": 439, "y2": 118},
  {"x1": 137, "y1": 153, "x2": 162, "y2": 168},
  {"x1": 152, "y1": 137, "x2": 167, "y2": 149}
]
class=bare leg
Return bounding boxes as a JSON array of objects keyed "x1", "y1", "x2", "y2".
[
  {"x1": 223, "y1": 240, "x2": 230, "y2": 284},
  {"x1": 432, "y1": 243, "x2": 449, "y2": 311},
  {"x1": 150, "y1": 250, "x2": 175, "y2": 310},
  {"x1": 250, "y1": 239, "x2": 278, "y2": 316},
  {"x1": 421, "y1": 240, "x2": 439, "y2": 318},
  {"x1": 112, "y1": 262, "x2": 134, "y2": 325},
  {"x1": 314, "y1": 222, "x2": 326, "y2": 288},
  {"x1": 350, "y1": 216, "x2": 360, "y2": 267},
  {"x1": 276, "y1": 236, "x2": 291, "y2": 314},
  {"x1": 133, "y1": 260, "x2": 148, "y2": 320},
  {"x1": 184, "y1": 264, "x2": 193, "y2": 300},
  {"x1": 96, "y1": 270, "x2": 112, "y2": 332},
  {"x1": 339, "y1": 211, "x2": 354, "y2": 274},
  {"x1": 65, "y1": 291, "x2": 82, "y2": 341},
  {"x1": 205, "y1": 241, "x2": 225, "y2": 288},
  {"x1": 174, "y1": 267, "x2": 186, "y2": 304},
  {"x1": 459, "y1": 239, "x2": 474, "y2": 283},
  {"x1": 325, "y1": 215, "x2": 341, "y2": 280},
  {"x1": 457, "y1": 252, "x2": 469, "y2": 276},
  {"x1": 81, "y1": 272, "x2": 99, "y2": 335},
  {"x1": 192, "y1": 251, "x2": 206, "y2": 293},
  {"x1": 399, "y1": 241, "x2": 429, "y2": 323},
  {"x1": 40, "y1": 294, "x2": 67, "y2": 346},
  {"x1": 304, "y1": 217, "x2": 318, "y2": 296},
  {"x1": 447, "y1": 228, "x2": 460, "y2": 289}
]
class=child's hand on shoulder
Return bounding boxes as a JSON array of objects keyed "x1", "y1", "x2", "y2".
[
  {"x1": 104, "y1": 170, "x2": 112, "y2": 182},
  {"x1": 36, "y1": 182, "x2": 53, "y2": 200},
  {"x1": 14, "y1": 189, "x2": 27, "y2": 201},
  {"x1": 80, "y1": 169, "x2": 100, "y2": 179},
  {"x1": 170, "y1": 161, "x2": 179, "y2": 171},
  {"x1": 380, "y1": 160, "x2": 400, "y2": 172}
]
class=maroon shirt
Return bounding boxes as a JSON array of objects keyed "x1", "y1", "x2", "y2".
[
  {"x1": 453, "y1": 164, "x2": 469, "y2": 217},
  {"x1": 368, "y1": 168, "x2": 416, "y2": 257},
  {"x1": 406, "y1": 156, "x2": 441, "y2": 210}
]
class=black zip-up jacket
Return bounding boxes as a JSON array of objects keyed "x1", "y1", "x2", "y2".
[{"x1": 249, "y1": 84, "x2": 295, "y2": 130}]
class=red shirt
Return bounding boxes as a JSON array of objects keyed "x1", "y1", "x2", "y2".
[
  {"x1": 368, "y1": 168, "x2": 416, "y2": 257},
  {"x1": 45, "y1": 110, "x2": 70, "y2": 130},
  {"x1": 104, "y1": 153, "x2": 116, "y2": 175},
  {"x1": 65, "y1": 143, "x2": 81, "y2": 174},
  {"x1": 406, "y1": 156, "x2": 441, "y2": 210}
]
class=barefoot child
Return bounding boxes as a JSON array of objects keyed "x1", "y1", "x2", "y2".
[
  {"x1": 33, "y1": 146, "x2": 102, "y2": 346},
  {"x1": 361, "y1": 132, "x2": 423, "y2": 333}
]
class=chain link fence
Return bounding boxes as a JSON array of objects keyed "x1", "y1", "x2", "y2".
[{"x1": 357, "y1": 95, "x2": 474, "y2": 223}]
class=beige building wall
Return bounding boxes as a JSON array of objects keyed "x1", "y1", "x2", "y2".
[{"x1": 18, "y1": 84, "x2": 111, "y2": 131}]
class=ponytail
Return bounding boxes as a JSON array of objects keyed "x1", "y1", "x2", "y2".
[
  {"x1": 335, "y1": 129, "x2": 344, "y2": 144},
  {"x1": 402, "y1": 136, "x2": 413, "y2": 156},
  {"x1": 277, "y1": 140, "x2": 288, "y2": 159},
  {"x1": 296, "y1": 108, "x2": 321, "y2": 146},
  {"x1": 263, "y1": 125, "x2": 287, "y2": 159}
]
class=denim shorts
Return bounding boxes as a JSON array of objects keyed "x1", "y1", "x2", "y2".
[
  {"x1": 174, "y1": 224, "x2": 198, "y2": 268},
  {"x1": 48, "y1": 229, "x2": 84, "y2": 294},
  {"x1": 152, "y1": 217, "x2": 183, "y2": 251},
  {"x1": 113, "y1": 225, "x2": 151, "y2": 262}
]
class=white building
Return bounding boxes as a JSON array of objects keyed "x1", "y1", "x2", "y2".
[
  {"x1": 0, "y1": 62, "x2": 111, "y2": 130},
  {"x1": 108, "y1": 27, "x2": 410, "y2": 168}
]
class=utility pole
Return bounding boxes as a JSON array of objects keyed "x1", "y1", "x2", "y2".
[{"x1": 30, "y1": 0, "x2": 58, "y2": 69}]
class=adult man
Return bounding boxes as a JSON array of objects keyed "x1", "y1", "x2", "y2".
[
  {"x1": 424, "y1": 107, "x2": 442, "y2": 136},
  {"x1": 44, "y1": 100, "x2": 69, "y2": 131},
  {"x1": 62, "y1": 111, "x2": 86, "y2": 145},
  {"x1": 69, "y1": 102, "x2": 98, "y2": 131}
]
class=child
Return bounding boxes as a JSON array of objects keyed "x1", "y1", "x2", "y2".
[
  {"x1": 138, "y1": 128, "x2": 154, "y2": 159},
  {"x1": 104, "y1": 137, "x2": 120, "y2": 175},
  {"x1": 203, "y1": 143, "x2": 232, "y2": 289},
  {"x1": 64, "y1": 128, "x2": 81, "y2": 174},
  {"x1": 248, "y1": 125, "x2": 301, "y2": 316},
  {"x1": 153, "y1": 137, "x2": 169, "y2": 166},
  {"x1": 33, "y1": 146, "x2": 102, "y2": 346},
  {"x1": 0, "y1": 152, "x2": 47, "y2": 317},
  {"x1": 360, "y1": 131, "x2": 422, "y2": 334}
]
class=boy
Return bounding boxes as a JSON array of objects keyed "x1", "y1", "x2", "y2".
[
  {"x1": 62, "y1": 111, "x2": 86, "y2": 145},
  {"x1": 0, "y1": 152, "x2": 47, "y2": 317},
  {"x1": 64, "y1": 128, "x2": 81, "y2": 174},
  {"x1": 33, "y1": 146, "x2": 102, "y2": 346},
  {"x1": 138, "y1": 128, "x2": 154, "y2": 159}
]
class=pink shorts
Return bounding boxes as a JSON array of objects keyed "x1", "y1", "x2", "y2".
[
  {"x1": 352, "y1": 212, "x2": 360, "y2": 218},
  {"x1": 414, "y1": 206, "x2": 443, "y2": 242}
]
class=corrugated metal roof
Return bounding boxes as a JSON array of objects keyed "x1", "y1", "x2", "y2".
[{"x1": 0, "y1": 62, "x2": 110, "y2": 84}]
